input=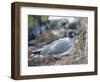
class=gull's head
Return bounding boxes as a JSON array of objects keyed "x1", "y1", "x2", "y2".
[{"x1": 68, "y1": 31, "x2": 76, "y2": 38}]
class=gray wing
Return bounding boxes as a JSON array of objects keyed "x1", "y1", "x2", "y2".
[
  {"x1": 49, "y1": 39, "x2": 73, "y2": 54},
  {"x1": 41, "y1": 45, "x2": 52, "y2": 55}
]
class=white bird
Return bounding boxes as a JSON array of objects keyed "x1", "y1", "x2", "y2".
[{"x1": 32, "y1": 31, "x2": 76, "y2": 57}]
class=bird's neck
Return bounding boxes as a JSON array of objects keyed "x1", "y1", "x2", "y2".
[
  {"x1": 70, "y1": 37, "x2": 75, "y2": 40},
  {"x1": 62, "y1": 37, "x2": 74, "y2": 42},
  {"x1": 68, "y1": 37, "x2": 75, "y2": 43}
]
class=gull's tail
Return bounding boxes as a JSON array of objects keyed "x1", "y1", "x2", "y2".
[{"x1": 32, "y1": 51, "x2": 41, "y2": 54}]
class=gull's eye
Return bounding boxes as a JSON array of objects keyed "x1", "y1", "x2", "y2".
[{"x1": 68, "y1": 31, "x2": 75, "y2": 38}]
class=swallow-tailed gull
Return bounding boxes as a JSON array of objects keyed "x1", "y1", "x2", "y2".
[{"x1": 32, "y1": 31, "x2": 76, "y2": 57}]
